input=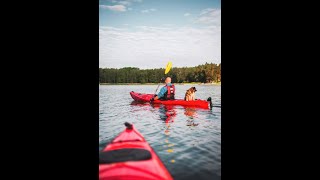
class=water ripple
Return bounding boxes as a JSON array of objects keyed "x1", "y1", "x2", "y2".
[{"x1": 99, "y1": 85, "x2": 221, "y2": 180}]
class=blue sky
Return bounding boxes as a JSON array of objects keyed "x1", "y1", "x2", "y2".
[{"x1": 99, "y1": 0, "x2": 221, "y2": 68}]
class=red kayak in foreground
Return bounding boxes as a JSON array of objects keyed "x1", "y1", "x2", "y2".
[
  {"x1": 130, "y1": 91, "x2": 213, "y2": 109},
  {"x1": 99, "y1": 122, "x2": 173, "y2": 180}
]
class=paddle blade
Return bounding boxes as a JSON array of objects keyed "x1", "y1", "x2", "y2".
[{"x1": 165, "y1": 62, "x2": 172, "y2": 74}]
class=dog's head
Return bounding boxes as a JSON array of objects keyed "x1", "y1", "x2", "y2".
[{"x1": 190, "y1": 87, "x2": 197, "y2": 93}]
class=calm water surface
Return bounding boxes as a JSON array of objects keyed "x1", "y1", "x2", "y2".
[{"x1": 99, "y1": 85, "x2": 221, "y2": 180}]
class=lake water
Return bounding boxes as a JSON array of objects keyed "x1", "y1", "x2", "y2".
[{"x1": 99, "y1": 84, "x2": 221, "y2": 180}]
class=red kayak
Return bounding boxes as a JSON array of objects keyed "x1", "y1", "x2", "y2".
[
  {"x1": 99, "y1": 122, "x2": 173, "y2": 180},
  {"x1": 130, "y1": 91, "x2": 213, "y2": 109}
]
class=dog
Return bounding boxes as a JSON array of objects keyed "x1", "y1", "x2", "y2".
[{"x1": 184, "y1": 87, "x2": 197, "y2": 101}]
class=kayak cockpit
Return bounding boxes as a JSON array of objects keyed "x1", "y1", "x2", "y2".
[{"x1": 99, "y1": 148, "x2": 152, "y2": 164}]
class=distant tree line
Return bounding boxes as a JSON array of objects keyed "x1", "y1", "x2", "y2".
[{"x1": 99, "y1": 62, "x2": 221, "y2": 83}]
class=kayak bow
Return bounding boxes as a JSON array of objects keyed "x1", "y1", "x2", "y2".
[{"x1": 99, "y1": 122, "x2": 173, "y2": 180}]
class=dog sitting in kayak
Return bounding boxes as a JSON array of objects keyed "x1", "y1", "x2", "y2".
[{"x1": 184, "y1": 87, "x2": 197, "y2": 101}]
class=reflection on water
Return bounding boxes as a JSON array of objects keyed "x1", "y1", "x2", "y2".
[
  {"x1": 159, "y1": 105, "x2": 176, "y2": 163},
  {"x1": 184, "y1": 107, "x2": 199, "y2": 126},
  {"x1": 100, "y1": 85, "x2": 221, "y2": 180}
]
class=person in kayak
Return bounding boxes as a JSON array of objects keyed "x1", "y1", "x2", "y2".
[{"x1": 150, "y1": 77, "x2": 175, "y2": 101}]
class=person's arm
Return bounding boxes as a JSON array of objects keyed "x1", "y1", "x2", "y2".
[{"x1": 152, "y1": 87, "x2": 167, "y2": 101}]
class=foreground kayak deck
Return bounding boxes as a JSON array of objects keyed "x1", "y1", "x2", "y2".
[
  {"x1": 99, "y1": 122, "x2": 173, "y2": 180},
  {"x1": 130, "y1": 91, "x2": 212, "y2": 109}
]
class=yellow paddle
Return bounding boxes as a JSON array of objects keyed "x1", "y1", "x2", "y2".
[{"x1": 165, "y1": 62, "x2": 172, "y2": 74}]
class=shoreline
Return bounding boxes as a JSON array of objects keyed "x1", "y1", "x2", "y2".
[{"x1": 99, "y1": 82, "x2": 221, "y2": 86}]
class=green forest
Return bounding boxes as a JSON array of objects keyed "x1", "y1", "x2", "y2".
[{"x1": 99, "y1": 62, "x2": 221, "y2": 84}]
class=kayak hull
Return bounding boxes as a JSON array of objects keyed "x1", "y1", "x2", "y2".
[
  {"x1": 99, "y1": 123, "x2": 173, "y2": 180},
  {"x1": 130, "y1": 91, "x2": 211, "y2": 109}
]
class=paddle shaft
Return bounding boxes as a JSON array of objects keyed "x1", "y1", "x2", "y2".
[{"x1": 154, "y1": 80, "x2": 162, "y2": 95}]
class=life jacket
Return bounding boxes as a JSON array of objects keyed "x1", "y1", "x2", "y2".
[{"x1": 164, "y1": 84, "x2": 175, "y2": 100}]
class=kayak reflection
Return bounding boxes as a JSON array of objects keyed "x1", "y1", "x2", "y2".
[
  {"x1": 184, "y1": 107, "x2": 199, "y2": 126},
  {"x1": 158, "y1": 105, "x2": 176, "y2": 123},
  {"x1": 158, "y1": 105, "x2": 176, "y2": 163},
  {"x1": 130, "y1": 101, "x2": 199, "y2": 127}
]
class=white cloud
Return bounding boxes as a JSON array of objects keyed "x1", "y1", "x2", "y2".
[
  {"x1": 108, "y1": 0, "x2": 142, "y2": 4},
  {"x1": 135, "y1": 26, "x2": 171, "y2": 31},
  {"x1": 100, "y1": 26, "x2": 127, "y2": 31},
  {"x1": 141, "y1": 8, "x2": 157, "y2": 13},
  {"x1": 99, "y1": 5, "x2": 108, "y2": 9},
  {"x1": 118, "y1": 1, "x2": 131, "y2": 5},
  {"x1": 195, "y1": 8, "x2": 221, "y2": 25},
  {"x1": 99, "y1": 5, "x2": 126, "y2": 12},
  {"x1": 128, "y1": 7, "x2": 133, "y2": 10},
  {"x1": 99, "y1": 26, "x2": 221, "y2": 68},
  {"x1": 184, "y1": 13, "x2": 191, "y2": 17},
  {"x1": 200, "y1": 8, "x2": 215, "y2": 15}
]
